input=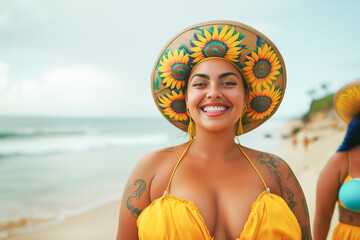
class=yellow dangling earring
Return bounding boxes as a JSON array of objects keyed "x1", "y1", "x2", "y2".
[
  {"x1": 186, "y1": 108, "x2": 196, "y2": 140},
  {"x1": 236, "y1": 107, "x2": 247, "y2": 136}
]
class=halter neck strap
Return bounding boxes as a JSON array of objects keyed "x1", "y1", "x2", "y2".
[
  {"x1": 163, "y1": 140, "x2": 270, "y2": 196},
  {"x1": 164, "y1": 140, "x2": 194, "y2": 195},
  {"x1": 236, "y1": 144, "x2": 270, "y2": 193}
]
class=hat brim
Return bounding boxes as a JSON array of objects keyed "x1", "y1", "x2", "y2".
[
  {"x1": 334, "y1": 80, "x2": 360, "y2": 124},
  {"x1": 151, "y1": 20, "x2": 286, "y2": 134}
]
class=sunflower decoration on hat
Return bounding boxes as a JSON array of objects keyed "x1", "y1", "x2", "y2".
[
  {"x1": 152, "y1": 20, "x2": 286, "y2": 135},
  {"x1": 334, "y1": 80, "x2": 360, "y2": 124}
]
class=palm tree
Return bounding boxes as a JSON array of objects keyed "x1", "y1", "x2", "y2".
[
  {"x1": 307, "y1": 89, "x2": 317, "y2": 100},
  {"x1": 321, "y1": 82, "x2": 329, "y2": 96}
]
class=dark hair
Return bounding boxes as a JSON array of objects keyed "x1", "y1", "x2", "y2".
[{"x1": 337, "y1": 112, "x2": 360, "y2": 152}]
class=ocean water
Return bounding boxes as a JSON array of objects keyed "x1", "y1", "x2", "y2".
[{"x1": 0, "y1": 116, "x2": 284, "y2": 238}]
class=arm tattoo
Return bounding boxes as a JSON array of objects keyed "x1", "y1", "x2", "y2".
[
  {"x1": 348, "y1": 215, "x2": 354, "y2": 222},
  {"x1": 122, "y1": 159, "x2": 144, "y2": 201},
  {"x1": 301, "y1": 226, "x2": 311, "y2": 240},
  {"x1": 284, "y1": 186, "x2": 297, "y2": 210},
  {"x1": 126, "y1": 179, "x2": 146, "y2": 218},
  {"x1": 302, "y1": 198, "x2": 309, "y2": 219},
  {"x1": 255, "y1": 152, "x2": 282, "y2": 181},
  {"x1": 287, "y1": 167, "x2": 302, "y2": 192},
  {"x1": 287, "y1": 167, "x2": 293, "y2": 180}
]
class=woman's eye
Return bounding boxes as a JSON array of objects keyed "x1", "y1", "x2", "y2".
[
  {"x1": 222, "y1": 81, "x2": 236, "y2": 86},
  {"x1": 192, "y1": 82, "x2": 206, "y2": 87}
]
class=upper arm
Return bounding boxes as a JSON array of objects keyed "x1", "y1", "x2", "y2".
[
  {"x1": 313, "y1": 153, "x2": 344, "y2": 239},
  {"x1": 253, "y1": 151, "x2": 312, "y2": 239},
  {"x1": 278, "y1": 158, "x2": 312, "y2": 240},
  {"x1": 315, "y1": 154, "x2": 342, "y2": 218},
  {"x1": 116, "y1": 152, "x2": 157, "y2": 240}
]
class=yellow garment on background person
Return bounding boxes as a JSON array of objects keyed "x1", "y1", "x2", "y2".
[
  {"x1": 332, "y1": 223, "x2": 360, "y2": 240},
  {"x1": 137, "y1": 142, "x2": 301, "y2": 239}
]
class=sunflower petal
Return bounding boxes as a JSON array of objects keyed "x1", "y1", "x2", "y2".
[
  {"x1": 192, "y1": 40, "x2": 206, "y2": 47},
  {"x1": 204, "y1": 29, "x2": 212, "y2": 41},
  {"x1": 160, "y1": 72, "x2": 172, "y2": 77},
  {"x1": 196, "y1": 34, "x2": 207, "y2": 43},
  {"x1": 223, "y1": 27, "x2": 235, "y2": 41},
  {"x1": 212, "y1": 26, "x2": 219, "y2": 39},
  {"x1": 218, "y1": 25, "x2": 228, "y2": 40}
]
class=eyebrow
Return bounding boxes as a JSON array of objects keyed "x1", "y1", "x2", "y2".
[{"x1": 190, "y1": 72, "x2": 240, "y2": 82}]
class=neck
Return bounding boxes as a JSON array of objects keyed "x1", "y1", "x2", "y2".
[{"x1": 189, "y1": 127, "x2": 240, "y2": 161}]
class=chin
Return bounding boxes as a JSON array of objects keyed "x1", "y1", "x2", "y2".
[{"x1": 200, "y1": 124, "x2": 234, "y2": 134}]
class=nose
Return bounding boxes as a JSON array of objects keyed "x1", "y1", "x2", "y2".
[{"x1": 206, "y1": 85, "x2": 222, "y2": 99}]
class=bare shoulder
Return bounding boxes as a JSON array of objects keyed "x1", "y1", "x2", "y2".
[
  {"x1": 135, "y1": 142, "x2": 190, "y2": 174},
  {"x1": 119, "y1": 142, "x2": 189, "y2": 217},
  {"x1": 129, "y1": 142, "x2": 190, "y2": 196},
  {"x1": 241, "y1": 146, "x2": 297, "y2": 195},
  {"x1": 242, "y1": 146, "x2": 286, "y2": 163},
  {"x1": 319, "y1": 151, "x2": 348, "y2": 183},
  {"x1": 324, "y1": 151, "x2": 347, "y2": 169},
  {"x1": 117, "y1": 142, "x2": 190, "y2": 239},
  {"x1": 242, "y1": 146, "x2": 290, "y2": 179}
]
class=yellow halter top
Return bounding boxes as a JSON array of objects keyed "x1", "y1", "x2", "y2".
[{"x1": 137, "y1": 142, "x2": 301, "y2": 239}]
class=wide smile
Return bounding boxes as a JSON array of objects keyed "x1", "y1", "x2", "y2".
[
  {"x1": 200, "y1": 104, "x2": 229, "y2": 116},
  {"x1": 203, "y1": 106, "x2": 227, "y2": 113}
]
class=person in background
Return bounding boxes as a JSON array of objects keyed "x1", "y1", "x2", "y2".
[
  {"x1": 303, "y1": 135, "x2": 309, "y2": 151},
  {"x1": 116, "y1": 20, "x2": 311, "y2": 240},
  {"x1": 292, "y1": 134, "x2": 298, "y2": 149},
  {"x1": 314, "y1": 80, "x2": 360, "y2": 239}
]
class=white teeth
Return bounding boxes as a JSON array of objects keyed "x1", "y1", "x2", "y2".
[{"x1": 203, "y1": 106, "x2": 226, "y2": 113}]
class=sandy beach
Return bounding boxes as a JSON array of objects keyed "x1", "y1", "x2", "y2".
[
  {"x1": 272, "y1": 117, "x2": 347, "y2": 239},
  {"x1": 3, "y1": 200, "x2": 121, "y2": 240},
  {"x1": 2, "y1": 116, "x2": 347, "y2": 240}
]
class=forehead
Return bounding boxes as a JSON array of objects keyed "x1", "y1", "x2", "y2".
[{"x1": 189, "y1": 58, "x2": 242, "y2": 77}]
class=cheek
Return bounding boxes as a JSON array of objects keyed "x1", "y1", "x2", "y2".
[
  {"x1": 186, "y1": 89, "x2": 204, "y2": 108},
  {"x1": 228, "y1": 90, "x2": 246, "y2": 105}
]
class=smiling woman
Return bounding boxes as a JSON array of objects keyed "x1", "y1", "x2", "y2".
[
  {"x1": 116, "y1": 20, "x2": 312, "y2": 240},
  {"x1": 185, "y1": 59, "x2": 247, "y2": 136}
]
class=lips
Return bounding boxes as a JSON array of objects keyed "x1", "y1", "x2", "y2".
[
  {"x1": 200, "y1": 104, "x2": 230, "y2": 116},
  {"x1": 202, "y1": 105, "x2": 227, "y2": 113}
]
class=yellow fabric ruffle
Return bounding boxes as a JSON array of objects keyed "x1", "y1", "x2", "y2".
[
  {"x1": 137, "y1": 191, "x2": 301, "y2": 240},
  {"x1": 332, "y1": 222, "x2": 360, "y2": 240}
]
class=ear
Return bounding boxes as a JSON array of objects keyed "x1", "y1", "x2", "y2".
[{"x1": 184, "y1": 91, "x2": 188, "y2": 106}]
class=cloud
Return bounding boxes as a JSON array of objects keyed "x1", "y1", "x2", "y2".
[
  {"x1": 0, "y1": 60, "x2": 9, "y2": 90},
  {"x1": 0, "y1": 66, "x2": 129, "y2": 117}
]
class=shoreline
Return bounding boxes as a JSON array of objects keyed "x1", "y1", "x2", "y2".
[
  {"x1": 2, "y1": 200, "x2": 121, "y2": 240},
  {"x1": 0, "y1": 190, "x2": 123, "y2": 240},
  {"x1": 1, "y1": 117, "x2": 347, "y2": 240}
]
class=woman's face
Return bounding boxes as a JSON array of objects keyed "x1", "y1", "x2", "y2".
[{"x1": 186, "y1": 58, "x2": 247, "y2": 134}]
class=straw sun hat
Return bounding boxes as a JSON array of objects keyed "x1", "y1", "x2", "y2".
[
  {"x1": 334, "y1": 80, "x2": 360, "y2": 124},
  {"x1": 151, "y1": 20, "x2": 286, "y2": 134}
]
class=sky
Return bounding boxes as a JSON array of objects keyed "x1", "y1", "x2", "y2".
[{"x1": 0, "y1": 0, "x2": 359, "y2": 119}]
